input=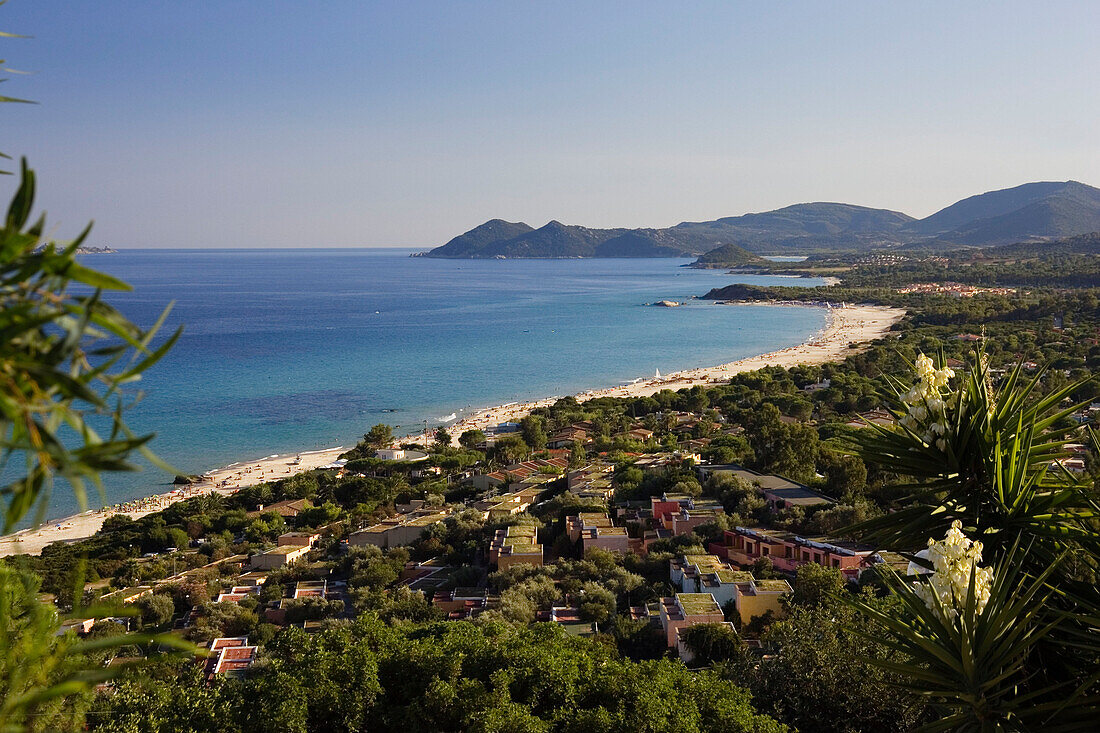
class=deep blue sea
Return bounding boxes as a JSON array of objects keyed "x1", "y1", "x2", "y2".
[{"x1": 33, "y1": 249, "x2": 826, "y2": 522}]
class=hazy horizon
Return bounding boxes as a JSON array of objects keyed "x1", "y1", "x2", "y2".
[{"x1": 4, "y1": 1, "x2": 1099, "y2": 248}]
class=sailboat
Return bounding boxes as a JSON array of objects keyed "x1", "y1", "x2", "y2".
[{"x1": 655, "y1": 368, "x2": 662, "y2": 380}]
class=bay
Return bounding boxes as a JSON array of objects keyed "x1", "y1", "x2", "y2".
[{"x1": 36, "y1": 249, "x2": 825, "y2": 521}]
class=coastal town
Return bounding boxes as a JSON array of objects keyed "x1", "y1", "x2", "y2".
[
  {"x1": 8, "y1": 255, "x2": 1100, "y2": 730},
  {"x1": 5, "y1": 2, "x2": 1100, "y2": 728}
]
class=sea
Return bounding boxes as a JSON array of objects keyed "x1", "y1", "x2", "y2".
[{"x1": 29, "y1": 249, "x2": 827, "y2": 523}]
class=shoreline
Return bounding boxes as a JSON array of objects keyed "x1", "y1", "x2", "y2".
[
  {"x1": 399, "y1": 301, "x2": 902, "y2": 447},
  {"x1": 0, "y1": 447, "x2": 347, "y2": 558},
  {"x1": 0, "y1": 301, "x2": 903, "y2": 557}
]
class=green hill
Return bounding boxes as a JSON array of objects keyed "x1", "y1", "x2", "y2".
[{"x1": 691, "y1": 243, "x2": 769, "y2": 268}]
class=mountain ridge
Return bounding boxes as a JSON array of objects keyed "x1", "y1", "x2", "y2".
[{"x1": 422, "y1": 181, "x2": 1100, "y2": 259}]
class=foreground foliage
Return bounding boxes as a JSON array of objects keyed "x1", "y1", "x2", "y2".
[
  {"x1": 91, "y1": 616, "x2": 786, "y2": 733},
  {"x1": 843, "y1": 351, "x2": 1100, "y2": 730}
]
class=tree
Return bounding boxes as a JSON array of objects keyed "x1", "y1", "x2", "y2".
[
  {"x1": 520, "y1": 415, "x2": 548, "y2": 452},
  {"x1": 821, "y1": 452, "x2": 867, "y2": 497},
  {"x1": 752, "y1": 556, "x2": 779, "y2": 579},
  {"x1": 493, "y1": 434, "x2": 529, "y2": 465},
  {"x1": 434, "y1": 427, "x2": 451, "y2": 446},
  {"x1": 569, "y1": 439, "x2": 587, "y2": 467},
  {"x1": 459, "y1": 429, "x2": 486, "y2": 449},
  {"x1": 136, "y1": 593, "x2": 176, "y2": 628},
  {"x1": 0, "y1": 563, "x2": 188, "y2": 731},
  {"x1": 0, "y1": 30, "x2": 188, "y2": 724},
  {"x1": 363, "y1": 423, "x2": 393, "y2": 449},
  {"x1": 577, "y1": 581, "x2": 616, "y2": 623},
  {"x1": 720, "y1": 597, "x2": 925, "y2": 732},
  {"x1": 790, "y1": 563, "x2": 844, "y2": 608},
  {"x1": 681, "y1": 622, "x2": 743, "y2": 666}
]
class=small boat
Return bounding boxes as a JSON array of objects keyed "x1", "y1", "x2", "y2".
[{"x1": 655, "y1": 368, "x2": 662, "y2": 380}]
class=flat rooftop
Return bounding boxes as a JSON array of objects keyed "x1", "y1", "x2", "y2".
[{"x1": 677, "y1": 593, "x2": 722, "y2": 616}]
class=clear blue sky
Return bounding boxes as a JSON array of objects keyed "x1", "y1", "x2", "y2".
[{"x1": 3, "y1": 1, "x2": 1099, "y2": 248}]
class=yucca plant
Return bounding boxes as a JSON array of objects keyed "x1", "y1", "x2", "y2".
[
  {"x1": 840, "y1": 350, "x2": 1100, "y2": 730},
  {"x1": 844, "y1": 351, "x2": 1099, "y2": 576},
  {"x1": 843, "y1": 537, "x2": 1096, "y2": 732}
]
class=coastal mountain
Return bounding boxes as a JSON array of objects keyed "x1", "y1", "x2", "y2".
[
  {"x1": 426, "y1": 219, "x2": 705, "y2": 258},
  {"x1": 906, "y1": 181, "x2": 1100, "y2": 245},
  {"x1": 422, "y1": 181, "x2": 1100, "y2": 259}
]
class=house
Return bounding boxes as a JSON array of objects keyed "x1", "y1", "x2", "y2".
[
  {"x1": 579, "y1": 525, "x2": 631, "y2": 553},
  {"x1": 235, "y1": 570, "x2": 269, "y2": 586},
  {"x1": 246, "y1": 498, "x2": 309, "y2": 519},
  {"x1": 472, "y1": 480, "x2": 556, "y2": 520},
  {"x1": 802, "y1": 378, "x2": 831, "y2": 392},
  {"x1": 548, "y1": 424, "x2": 593, "y2": 449},
  {"x1": 374, "y1": 448, "x2": 428, "y2": 462},
  {"x1": 1054, "y1": 457, "x2": 1086, "y2": 473},
  {"x1": 471, "y1": 458, "x2": 569, "y2": 491},
  {"x1": 541, "y1": 606, "x2": 598, "y2": 637},
  {"x1": 432, "y1": 587, "x2": 495, "y2": 618},
  {"x1": 567, "y1": 463, "x2": 615, "y2": 500},
  {"x1": 57, "y1": 617, "x2": 96, "y2": 636},
  {"x1": 347, "y1": 509, "x2": 451, "y2": 549},
  {"x1": 264, "y1": 580, "x2": 346, "y2": 624},
  {"x1": 670, "y1": 553, "x2": 731, "y2": 591},
  {"x1": 291, "y1": 580, "x2": 331, "y2": 599},
  {"x1": 250, "y1": 544, "x2": 310, "y2": 570},
  {"x1": 489, "y1": 525, "x2": 543, "y2": 569},
  {"x1": 695, "y1": 464, "x2": 834, "y2": 508},
  {"x1": 708, "y1": 526, "x2": 875, "y2": 580},
  {"x1": 730, "y1": 577, "x2": 792, "y2": 626},
  {"x1": 675, "y1": 621, "x2": 740, "y2": 664},
  {"x1": 565, "y1": 511, "x2": 632, "y2": 553},
  {"x1": 844, "y1": 409, "x2": 894, "y2": 429},
  {"x1": 277, "y1": 531, "x2": 320, "y2": 547},
  {"x1": 566, "y1": 512, "x2": 615, "y2": 543},
  {"x1": 99, "y1": 586, "x2": 153, "y2": 605},
  {"x1": 650, "y1": 493, "x2": 725, "y2": 535},
  {"x1": 206, "y1": 636, "x2": 257, "y2": 679},
  {"x1": 667, "y1": 553, "x2": 791, "y2": 622},
  {"x1": 699, "y1": 568, "x2": 757, "y2": 610},
  {"x1": 216, "y1": 586, "x2": 261, "y2": 603},
  {"x1": 659, "y1": 593, "x2": 726, "y2": 648}
]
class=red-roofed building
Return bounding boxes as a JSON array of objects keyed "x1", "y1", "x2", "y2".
[{"x1": 206, "y1": 636, "x2": 257, "y2": 679}]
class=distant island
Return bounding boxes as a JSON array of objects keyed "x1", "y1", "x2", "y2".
[{"x1": 419, "y1": 180, "x2": 1100, "y2": 260}]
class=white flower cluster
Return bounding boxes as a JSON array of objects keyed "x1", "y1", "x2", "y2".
[
  {"x1": 910, "y1": 520, "x2": 993, "y2": 622},
  {"x1": 898, "y1": 353, "x2": 955, "y2": 451}
]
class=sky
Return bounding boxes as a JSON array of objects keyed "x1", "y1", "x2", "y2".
[{"x1": 2, "y1": 1, "x2": 1099, "y2": 248}]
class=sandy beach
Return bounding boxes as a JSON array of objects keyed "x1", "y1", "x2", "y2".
[
  {"x1": 0, "y1": 301, "x2": 902, "y2": 557},
  {"x1": 404, "y1": 301, "x2": 904, "y2": 447},
  {"x1": 0, "y1": 447, "x2": 346, "y2": 558}
]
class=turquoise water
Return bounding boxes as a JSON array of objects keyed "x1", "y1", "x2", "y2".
[{"x1": 33, "y1": 249, "x2": 825, "y2": 521}]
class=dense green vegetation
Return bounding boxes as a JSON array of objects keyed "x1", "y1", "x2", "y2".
[{"x1": 90, "y1": 617, "x2": 787, "y2": 733}]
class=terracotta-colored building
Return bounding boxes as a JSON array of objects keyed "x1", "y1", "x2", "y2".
[
  {"x1": 708, "y1": 526, "x2": 875, "y2": 580},
  {"x1": 650, "y1": 493, "x2": 725, "y2": 536},
  {"x1": 658, "y1": 593, "x2": 725, "y2": 648}
]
